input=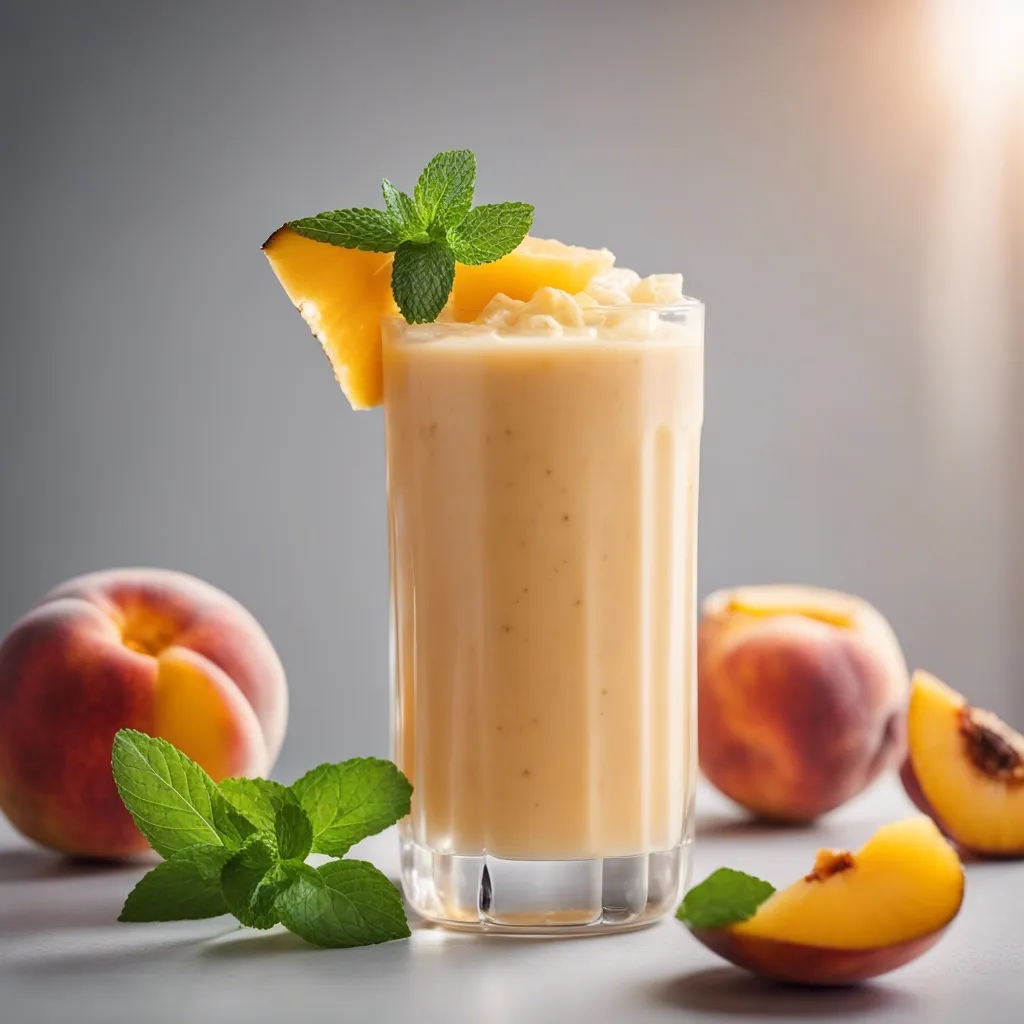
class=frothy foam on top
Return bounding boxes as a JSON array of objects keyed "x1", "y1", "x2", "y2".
[{"x1": 461, "y1": 269, "x2": 686, "y2": 338}]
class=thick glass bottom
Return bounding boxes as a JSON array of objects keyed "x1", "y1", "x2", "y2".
[{"x1": 400, "y1": 836, "x2": 692, "y2": 936}]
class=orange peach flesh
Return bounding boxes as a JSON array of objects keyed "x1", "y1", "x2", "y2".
[
  {"x1": 724, "y1": 595, "x2": 855, "y2": 629},
  {"x1": 450, "y1": 237, "x2": 615, "y2": 314},
  {"x1": 689, "y1": 818, "x2": 964, "y2": 986},
  {"x1": 263, "y1": 226, "x2": 395, "y2": 409},
  {"x1": 906, "y1": 670, "x2": 1024, "y2": 856},
  {"x1": 103, "y1": 591, "x2": 276, "y2": 784},
  {"x1": 154, "y1": 648, "x2": 268, "y2": 781}
]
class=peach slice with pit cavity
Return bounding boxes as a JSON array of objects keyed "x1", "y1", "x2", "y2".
[
  {"x1": 902, "y1": 669, "x2": 1024, "y2": 857},
  {"x1": 686, "y1": 817, "x2": 964, "y2": 985}
]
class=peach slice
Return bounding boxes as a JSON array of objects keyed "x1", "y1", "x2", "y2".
[
  {"x1": 263, "y1": 231, "x2": 615, "y2": 407},
  {"x1": 263, "y1": 226, "x2": 397, "y2": 410},
  {"x1": 686, "y1": 818, "x2": 964, "y2": 986},
  {"x1": 901, "y1": 670, "x2": 1024, "y2": 857},
  {"x1": 450, "y1": 236, "x2": 614, "y2": 315}
]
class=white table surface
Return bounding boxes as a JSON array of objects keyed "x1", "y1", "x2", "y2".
[{"x1": 2, "y1": 779, "x2": 1021, "y2": 1024}]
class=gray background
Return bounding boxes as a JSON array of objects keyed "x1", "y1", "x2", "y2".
[{"x1": 1, "y1": 0, "x2": 1021, "y2": 782}]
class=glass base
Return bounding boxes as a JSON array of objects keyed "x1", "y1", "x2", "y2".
[{"x1": 400, "y1": 836, "x2": 692, "y2": 936}]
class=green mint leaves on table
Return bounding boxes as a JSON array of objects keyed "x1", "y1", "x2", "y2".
[
  {"x1": 111, "y1": 729, "x2": 413, "y2": 949},
  {"x1": 675, "y1": 867, "x2": 777, "y2": 930},
  {"x1": 288, "y1": 149, "x2": 534, "y2": 324}
]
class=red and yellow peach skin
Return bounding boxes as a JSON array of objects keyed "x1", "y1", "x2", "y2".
[
  {"x1": 0, "y1": 568, "x2": 287, "y2": 858},
  {"x1": 698, "y1": 585, "x2": 909, "y2": 822}
]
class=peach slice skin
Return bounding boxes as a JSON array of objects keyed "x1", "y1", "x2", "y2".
[
  {"x1": 900, "y1": 758, "x2": 941, "y2": 821},
  {"x1": 689, "y1": 926, "x2": 950, "y2": 987},
  {"x1": 897, "y1": 758, "x2": 1024, "y2": 861},
  {"x1": 904, "y1": 670, "x2": 1024, "y2": 857}
]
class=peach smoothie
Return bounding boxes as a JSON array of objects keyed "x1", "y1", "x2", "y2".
[
  {"x1": 265, "y1": 194, "x2": 706, "y2": 930},
  {"x1": 385, "y1": 278, "x2": 704, "y2": 864}
]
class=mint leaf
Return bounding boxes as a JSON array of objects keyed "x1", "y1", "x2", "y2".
[
  {"x1": 277, "y1": 859, "x2": 410, "y2": 949},
  {"x1": 111, "y1": 731, "x2": 414, "y2": 947},
  {"x1": 676, "y1": 868, "x2": 776, "y2": 930},
  {"x1": 382, "y1": 179, "x2": 423, "y2": 239},
  {"x1": 291, "y1": 757, "x2": 413, "y2": 858},
  {"x1": 219, "y1": 777, "x2": 297, "y2": 833},
  {"x1": 111, "y1": 730, "x2": 255, "y2": 858},
  {"x1": 275, "y1": 803, "x2": 313, "y2": 862},
  {"x1": 220, "y1": 839, "x2": 291, "y2": 930},
  {"x1": 275, "y1": 149, "x2": 533, "y2": 325},
  {"x1": 119, "y1": 845, "x2": 233, "y2": 922},
  {"x1": 251, "y1": 863, "x2": 297, "y2": 928},
  {"x1": 289, "y1": 208, "x2": 399, "y2": 252},
  {"x1": 448, "y1": 202, "x2": 534, "y2": 266},
  {"x1": 219, "y1": 778, "x2": 310, "y2": 861},
  {"x1": 390, "y1": 242, "x2": 455, "y2": 324},
  {"x1": 414, "y1": 149, "x2": 475, "y2": 228}
]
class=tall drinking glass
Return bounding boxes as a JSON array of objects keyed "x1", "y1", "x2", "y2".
[{"x1": 384, "y1": 300, "x2": 704, "y2": 934}]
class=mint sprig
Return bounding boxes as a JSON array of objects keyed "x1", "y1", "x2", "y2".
[
  {"x1": 112, "y1": 730, "x2": 413, "y2": 950},
  {"x1": 288, "y1": 149, "x2": 534, "y2": 324},
  {"x1": 676, "y1": 867, "x2": 776, "y2": 930}
]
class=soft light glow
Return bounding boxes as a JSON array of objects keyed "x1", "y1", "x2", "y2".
[
  {"x1": 932, "y1": 0, "x2": 1024, "y2": 99},
  {"x1": 920, "y1": 0, "x2": 1018, "y2": 707},
  {"x1": 922, "y1": 0, "x2": 1018, "y2": 457}
]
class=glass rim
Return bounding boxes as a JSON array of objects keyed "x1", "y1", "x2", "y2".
[{"x1": 383, "y1": 295, "x2": 704, "y2": 332}]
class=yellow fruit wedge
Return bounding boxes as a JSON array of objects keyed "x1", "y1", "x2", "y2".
[
  {"x1": 686, "y1": 817, "x2": 964, "y2": 986},
  {"x1": 452, "y1": 236, "x2": 615, "y2": 315},
  {"x1": 729, "y1": 818, "x2": 963, "y2": 950},
  {"x1": 263, "y1": 230, "x2": 615, "y2": 409},
  {"x1": 904, "y1": 670, "x2": 1024, "y2": 856},
  {"x1": 262, "y1": 226, "x2": 396, "y2": 409}
]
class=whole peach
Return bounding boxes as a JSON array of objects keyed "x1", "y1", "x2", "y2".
[
  {"x1": 0, "y1": 568, "x2": 288, "y2": 857},
  {"x1": 698, "y1": 585, "x2": 908, "y2": 822}
]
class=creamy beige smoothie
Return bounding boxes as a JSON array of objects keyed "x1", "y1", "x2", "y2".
[
  {"x1": 384, "y1": 277, "x2": 703, "y2": 866},
  {"x1": 264, "y1": 150, "x2": 706, "y2": 934}
]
